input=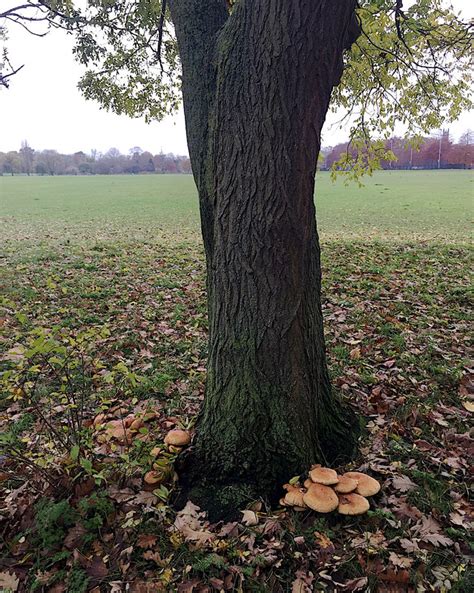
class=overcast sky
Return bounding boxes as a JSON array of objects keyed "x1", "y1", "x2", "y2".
[{"x1": 1, "y1": 1, "x2": 472, "y2": 156}]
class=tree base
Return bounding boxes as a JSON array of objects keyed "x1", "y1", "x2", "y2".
[{"x1": 173, "y1": 399, "x2": 359, "y2": 522}]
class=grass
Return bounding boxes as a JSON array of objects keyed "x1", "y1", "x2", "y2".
[
  {"x1": 1, "y1": 170, "x2": 472, "y2": 243},
  {"x1": 0, "y1": 170, "x2": 472, "y2": 591}
]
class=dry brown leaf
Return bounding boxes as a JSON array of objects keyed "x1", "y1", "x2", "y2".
[
  {"x1": 449, "y1": 511, "x2": 473, "y2": 529},
  {"x1": 314, "y1": 531, "x2": 333, "y2": 549},
  {"x1": 0, "y1": 571, "x2": 20, "y2": 591},
  {"x1": 350, "y1": 346, "x2": 361, "y2": 360},
  {"x1": 291, "y1": 578, "x2": 309, "y2": 593},
  {"x1": 462, "y1": 400, "x2": 474, "y2": 412},
  {"x1": 64, "y1": 523, "x2": 87, "y2": 550},
  {"x1": 341, "y1": 576, "x2": 368, "y2": 591},
  {"x1": 173, "y1": 501, "x2": 215, "y2": 546},
  {"x1": 389, "y1": 552, "x2": 413, "y2": 569},
  {"x1": 107, "y1": 486, "x2": 135, "y2": 502},
  {"x1": 143, "y1": 550, "x2": 167, "y2": 567},
  {"x1": 137, "y1": 533, "x2": 158, "y2": 549},
  {"x1": 391, "y1": 475, "x2": 417, "y2": 492},
  {"x1": 85, "y1": 556, "x2": 108, "y2": 581},
  {"x1": 129, "y1": 581, "x2": 166, "y2": 593},
  {"x1": 133, "y1": 491, "x2": 159, "y2": 506},
  {"x1": 399, "y1": 538, "x2": 421, "y2": 554},
  {"x1": 241, "y1": 510, "x2": 258, "y2": 526}
]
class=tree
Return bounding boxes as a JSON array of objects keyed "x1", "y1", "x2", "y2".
[
  {"x1": 2, "y1": 150, "x2": 20, "y2": 175},
  {"x1": 457, "y1": 129, "x2": 473, "y2": 168},
  {"x1": 1, "y1": 1, "x2": 472, "y2": 514},
  {"x1": 19, "y1": 140, "x2": 34, "y2": 175},
  {"x1": 160, "y1": 0, "x2": 472, "y2": 513},
  {"x1": 39, "y1": 149, "x2": 61, "y2": 175},
  {"x1": 35, "y1": 161, "x2": 47, "y2": 176}
]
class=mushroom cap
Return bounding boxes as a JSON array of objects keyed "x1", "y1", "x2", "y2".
[
  {"x1": 344, "y1": 472, "x2": 381, "y2": 497},
  {"x1": 144, "y1": 470, "x2": 164, "y2": 485},
  {"x1": 130, "y1": 418, "x2": 144, "y2": 430},
  {"x1": 303, "y1": 483, "x2": 339, "y2": 513},
  {"x1": 309, "y1": 466, "x2": 339, "y2": 485},
  {"x1": 334, "y1": 475, "x2": 358, "y2": 494},
  {"x1": 337, "y1": 493, "x2": 370, "y2": 515},
  {"x1": 284, "y1": 486, "x2": 306, "y2": 508},
  {"x1": 164, "y1": 429, "x2": 191, "y2": 446},
  {"x1": 303, "y1": 478, "x2": 313, "y2": 489}
]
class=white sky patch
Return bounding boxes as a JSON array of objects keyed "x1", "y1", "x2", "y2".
[{"x1": 0, "y1": 1, "x2": 472, "y2": 155}]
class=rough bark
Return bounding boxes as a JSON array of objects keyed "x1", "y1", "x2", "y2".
[{"x1": 170, "y1": 0, "x2": 360, "y2": 517}]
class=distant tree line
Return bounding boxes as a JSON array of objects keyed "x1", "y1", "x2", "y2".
[
  {"x1": 321, "y1": 130, "x2": 473, "y2": 171},
  {"x1": 0, "y1": 143, "x2": 192, "y2": 176},
  {"x1": 1, "y1": 132, "x2": 472, "y2": 176}
]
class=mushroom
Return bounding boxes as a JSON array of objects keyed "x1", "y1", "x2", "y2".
[
  {"x1": 164, "y1": 429, "x2": 191, "y2": 447},
  {"x1": 144, "y1": 470, "x2": 164, "y2": 485},
  {"x1": 309, "y1": 466, "x2": 339, "y2": 485},
  {"x1": 130, "y1": 418, "x2": 144, "y2": 430},
  {"x1": 283, "y1": 484, "x2": 306, "y2": 508},
  {"x1": 337, "y1": 493, "x2": 370, "y2": 515},
  {"x1": 303, "y1": 478, "x2": 313, "y2": 489},
  {"x1": 93, "y1": 413, "x2": 106, "y2": 427},
  {"x1": 334, "y1": 475, "x2": 358, "y2": 494},
  {"x1": 343, "y1": 472, "x2": 381, "y2": 497},
  {"x1": 303, "y1": 483, "x2": 339, "y2": 513}
]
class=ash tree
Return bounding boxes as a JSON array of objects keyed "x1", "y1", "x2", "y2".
[{"x1": 2, "y1": 0, "x2": 472, "y2": 512}]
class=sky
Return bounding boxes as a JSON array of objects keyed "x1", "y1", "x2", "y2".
[{"x1": 0, "y1": 1, "x2": 472, "y2": 156}]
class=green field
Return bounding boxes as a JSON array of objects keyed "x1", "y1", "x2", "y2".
[
  {"x1": 1, "y1": 170, "x2": 472, "y2": 244},
  {"x1": 1, "y1": 170, "x2": 473, "y2": 591}
]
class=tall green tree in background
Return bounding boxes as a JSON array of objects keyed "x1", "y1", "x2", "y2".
[{"x1": 1, "y1": 1, "x2": 472, "y2": 512}]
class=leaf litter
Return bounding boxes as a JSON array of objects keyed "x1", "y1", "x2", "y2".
[{"x1": 0, "y1": 235, "x2": 472, "y2": 591}]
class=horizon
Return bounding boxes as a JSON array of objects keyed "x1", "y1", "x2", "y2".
[{"x1": 1, "y1": 128, "x2": 472, "y2": 159}]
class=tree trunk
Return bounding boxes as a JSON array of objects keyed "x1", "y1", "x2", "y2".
[{"x1": 170, "y1": 0, "x2": 360, "y2": 516}]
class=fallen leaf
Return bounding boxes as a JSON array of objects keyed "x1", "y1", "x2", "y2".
[
  {"x1": 241, "y1": 510, "x2": 258, "y2": 526},
  {"x1": 137, "y1": 533, "x2": 158, "y2": 549},
  {"x1": 64, "y1": 523, "x2": 87, "y2": 550},
  {"x1": 85, "y1": 556, "x2": 108, "y2": 580},
  {"x1": 391, "y1": 475, "x2": 417, "y2": 492},
  {"x1": 0, "y1": 571, "x2": 20, "y2": 591},
  {"x1": 143, "y1": 550, "x2": 168, "y2": 567},
  {"x1": 399, "y1": 538, "x2": 421, "y2": 554},
  {"x1": 314, "y1": 531, "x2": 333, "y2": 549},
  {"x1": 218, "y1": 522, "x2": 239, "y2": 537},
  {"x1": 350, "y1": 347, "x2": 361, "y2": 360},
  {"x1": 449, "y1": 511, "x2": 473, "y2": 529},
  {"x1": 462, "y1": 400, "x2": 474, "y2": 412},
  {"x1": 389, "y1": 552, "x2": 413, "y2": 569},
  {"x1": 291, "y1": 578, "x2": 309, "y2": 593},
  {"x1": 421, "y1": 532, "x2": 454, "y2": 547},
  {"x1": 173, "y1": 501, "x2": 215, "y2": 546},
  {"x1": 341, "y1": 576, "x2": 368, "y2": 591}
]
